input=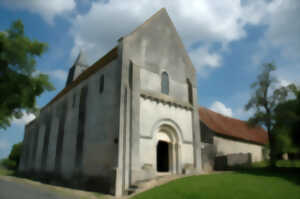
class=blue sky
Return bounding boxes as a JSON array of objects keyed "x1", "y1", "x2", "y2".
[{"x1": 0, "y1": 0, "x2": 299, "y2": 159}]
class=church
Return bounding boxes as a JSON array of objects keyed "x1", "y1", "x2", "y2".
[{"x1": 18, "y1": 8, "x2": 268, "y2": 196}]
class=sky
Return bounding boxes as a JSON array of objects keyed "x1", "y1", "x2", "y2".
[{"x1": 0, "y1": 0, "x2": 299, "y2": 159}]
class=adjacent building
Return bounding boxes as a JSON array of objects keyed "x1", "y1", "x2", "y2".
[{"x1": 199, "y1": 107, "x2": 268, "y2": 171}]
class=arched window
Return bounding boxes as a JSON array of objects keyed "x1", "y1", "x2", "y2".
[
  {"x1": 187, "y1": 79, "x2": 193, "y2": 104},
  {"x1": 161, "y1": 72, "x2": 169, "y2": 95}
]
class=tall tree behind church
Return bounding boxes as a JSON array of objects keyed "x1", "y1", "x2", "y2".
[{"x1": 245, "y1": 63, "x2": 290, "y2": 167}]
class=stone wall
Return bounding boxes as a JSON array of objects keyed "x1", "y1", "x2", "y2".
[
  {"x1": 140, "y1": 68, "x2": 190, "y2": 103},
  {"x1": 214, "y1": 136, "x2": 264, "y2": 162},
  {"x1": 214, "y1": 153, "x2": 252, "y2": 170},
  {"x1": 19, "y1": 58, "x2": 121, "y2": 194},
  {"x1": 201, "y1": 133, "x2": 265, "y2": 171}
]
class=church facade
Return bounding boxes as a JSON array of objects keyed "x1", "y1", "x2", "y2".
[{"x1": 18, "y1": 9, "x2": 267, "y2": 196}]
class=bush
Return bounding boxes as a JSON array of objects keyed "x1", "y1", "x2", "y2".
[
  {"x1": 1, "y1": 142, "x2": 23, "y2": 170},
  {"x1": 2, "y1": 158, "x2": 16, "y2": 170},
  {"x1": 9, "y1": 142, "x2": 22, "y2": 167}
]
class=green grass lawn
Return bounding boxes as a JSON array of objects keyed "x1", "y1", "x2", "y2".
[
  {"x1": 277, "y1": 160, "x2": 300, "y2": 167},
  {"x1": 1, "y1": 160, "x2": 300, "y2": 199},
  {"x1": 133, "y1": 167, "x2": 300, "y2": 199},
  {"x1": 252, "y1": 160, "x2": 300, "y2": 168}
]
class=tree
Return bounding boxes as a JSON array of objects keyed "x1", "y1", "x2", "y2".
[
  {"x1": 273, "y1": 85, "x2": 300, "y2": 156},
  {"x1": 2, "y1": 142, "x2": 23, "y2": 170},
  {"x1": 0, "y1": 20, "x2": 54, "y2": 129},
  {"x1": 245, "y1": 63, "x2": 290, "y2": 167}
]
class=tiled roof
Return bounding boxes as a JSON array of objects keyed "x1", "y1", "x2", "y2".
[
  {"x1": 41, "y1": 46, "x2": 118, "y2": 112},
  {"x1": 199, "y1": 106, "x2": 268, "y2": 145}
]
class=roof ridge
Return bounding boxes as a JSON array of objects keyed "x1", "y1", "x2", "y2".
[
  {"x1": 40, "y1": 46, "x2": 118, "y2": 112},
  {"x1": 198, "y1": 106, "x2": 268, "y2": 145},
  {"x1": 201, "y1": 107, "x2": 226, "y2": 134},
  {"x1": 199, "y1": 106, "x2": 248, "y2": 123},
  {"x1": 123, "y1": 8, "x2": 166, "y2": 38},
  {"x1": 199, "y1": 106, "x2": 265, "y2": 132}
]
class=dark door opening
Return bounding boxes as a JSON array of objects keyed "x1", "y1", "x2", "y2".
[{"x1": 157, "y1": 141, "x2": 169, "y2": 172}]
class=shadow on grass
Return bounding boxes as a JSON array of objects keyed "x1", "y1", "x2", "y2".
[{"x1": 234, "y1": 166, "x2": 300, "y2": 186}]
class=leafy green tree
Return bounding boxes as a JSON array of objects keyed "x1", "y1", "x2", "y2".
[
  {"x1": 0, "y1": 20, "x2": 54, "y2": 129},
  {"x1": 9, "y1": 142, "x2": 23, "y2": 167},
  {"x1": 245, "y1": 63, "x2": 290, "y2": 167},
  {"x1": 274, "y1": 85, "x2": 300, "y2": 155},
  {"x1": 2, "y1": 142, "x2": 23, "y2": 170},
  {"x1": 274, "y1": 127, "x2": 295, "y2": 154}
]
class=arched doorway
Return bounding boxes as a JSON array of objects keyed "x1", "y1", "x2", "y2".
[
  {"x1": 155, "y1": 124, "x2": 181, "y2": 174},
  {"x1": 157, "y1": 141, "x2": 170, "y2": 172}
]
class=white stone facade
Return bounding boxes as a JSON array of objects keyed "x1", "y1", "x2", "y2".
[{"x1": 139, "y1": 96, "x2": 194, "y2": 173}]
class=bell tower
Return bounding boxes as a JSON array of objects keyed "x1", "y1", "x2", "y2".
[{"x1": 65, "y1": 50, "x2": 89, "y2": 86}]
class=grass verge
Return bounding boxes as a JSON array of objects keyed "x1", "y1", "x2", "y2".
[
  {"x1": 0, "y1": 166, "x2": 15, "y2": 176},
  {"x1": 133, "y1": 162, "x2": 300, "y2": 199}
]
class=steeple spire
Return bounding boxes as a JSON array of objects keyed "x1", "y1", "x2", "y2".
[
  {"x1": 65, "y1": 49, "x2": 89, "y2": 86},
  {"x1": 74, "y1": 49, "x2": 88, "y2": 68}
]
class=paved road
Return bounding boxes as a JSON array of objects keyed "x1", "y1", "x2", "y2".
[{"x1": 0, "y1": 176, "x2": 76, "y2": 199}]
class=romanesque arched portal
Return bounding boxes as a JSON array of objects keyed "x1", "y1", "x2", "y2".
[{"x1": 153, "y1": 122, "x2": 182, "y2": 174}]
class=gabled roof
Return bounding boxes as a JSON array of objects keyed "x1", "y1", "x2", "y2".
[
  {"x1": 123, "y1": 8, "x2": 196, "y2": 77},
  {"x1": 41, "y1": 46, "x2": 118, "y2": 112},
  {"x1": 199, "y1": 106, "x2": 268, "y2": 145}
]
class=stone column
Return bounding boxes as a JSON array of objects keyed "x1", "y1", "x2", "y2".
[
  {"x1": 115, "y1": 40, "x2": 127, "y2": 197},
  {"x1": 27, "y1": 124, "x2": 36, "y2": 172},
  {"x1": 34, "y1": 123, "x2": 45, "y2": 172},
  {"x1": 31, "y1": 123, "x2": 40, "y2": 172},
  {"x1": 175, "y1": 143, "x2": 182, "y2": 174},
  {"x1": 130, "y1": 62, "x2": 141, "y2": 184},
  {"x1": 170, "y1": 143, "x2": 176, "y2": 174},
  {"x1": 18, "y1": 124, "x2": 30, "y2": 172},
  {"x1": 192, "y1": 87, "x2": 202, "y2": 172}
]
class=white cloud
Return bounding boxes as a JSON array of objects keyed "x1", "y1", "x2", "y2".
[
  {"x1": 189, "y1": 46, "x2": 222, "y2": 76},
  {"x1": 13, "y1": 113, "x2": 36, "y2": 126},
  {"x1": 70, "y1": 0, "x2": 274, "y2": 68},
  {"x1": 224, "y1": 91, "x2": 253, "y2": 120},
  {"x1": 276, "y1": 67, "x2": 300, "y2": 87},
  {"x1": 210, "y1": 101, "x2": 233, "y2": 117},
  {"x1": 234, "y1": 107, "x2": 254, "y2": 121},
  {"x1": 47, "y1": 69, "x2": 68, "y2": 81},
  {"x1": 251, "y1": 0, "x2": 300, "y2": 82},
  {"x1": 1, "y1": 0, "x2": 76, "y2": 24},
  {"x1": 263, "y1": 0, "x2": 300, "y2": 59},
  {"x1": 278, "y1": 79, "x2": 291, "y2": 87}
]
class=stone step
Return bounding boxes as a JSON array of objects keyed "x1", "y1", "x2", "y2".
[{"x1": 126, "y1": 174, "x2": 184, "y2": 196}]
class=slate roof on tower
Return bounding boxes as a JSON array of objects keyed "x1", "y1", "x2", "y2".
[{"x1": 74, "y1": 49, "x2": 89, "y2": 68}]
